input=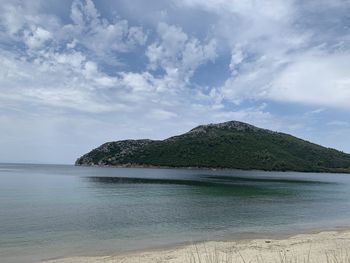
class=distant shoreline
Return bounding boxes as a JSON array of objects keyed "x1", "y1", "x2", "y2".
[
  {"x1": 75, "y1": 163, "x2": 350, "y2": 174},
  {"x1": 41, "y1": 228, "x2": 350, "y2": 263}
]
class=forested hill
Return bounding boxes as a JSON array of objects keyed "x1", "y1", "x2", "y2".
[{"x1": 76, "y1": 121, "x2": 350, "y2": 173}]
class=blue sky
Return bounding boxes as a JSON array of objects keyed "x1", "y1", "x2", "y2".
[{"x1": 0, "y1": 0, "x2": 350, "y2": 164}]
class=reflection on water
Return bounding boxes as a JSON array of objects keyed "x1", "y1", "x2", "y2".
[
  {"x1": 85, "y1": 175, "x2": 296, "y2": 196},
  {"x1": 86, "y1": 175, "x2": 334, "y2": 185},
  {"x1": 204, "y1": 175, "x2": 334, "y2": 184},
  {"x1": 0, "y1": 164, "x2": 350, "y2": 263}
]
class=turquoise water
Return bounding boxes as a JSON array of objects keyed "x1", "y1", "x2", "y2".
[{"x1": 1, "y1": 164, "x2": 350, "y2": 262}]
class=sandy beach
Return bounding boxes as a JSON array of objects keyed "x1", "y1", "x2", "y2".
[{"x1": 42, "y1": 230, "x2": 350, "y2": 263}]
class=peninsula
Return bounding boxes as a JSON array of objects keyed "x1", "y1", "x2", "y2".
[{"x1": 76, "y1": 121, "x2": 350, "y2": 173}]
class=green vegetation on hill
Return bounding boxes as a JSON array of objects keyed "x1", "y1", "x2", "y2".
[{"x1": 75, "y1": 121, "x2": 350, "y2": 172}]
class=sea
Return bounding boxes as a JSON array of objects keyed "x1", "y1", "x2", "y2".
[{"x1": 1, "y1": 163, "x2": 350, "y2": 262}]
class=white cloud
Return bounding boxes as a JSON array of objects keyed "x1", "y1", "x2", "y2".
[
  {"x1": 146, "y1": 22, "x2": 217, "y2": 87},
  {"x1": 269, "y1": 51, "x2": 350, "y2": 109},
  {"x1": 52, "y1": 51, "x2": 86, "y2": 68},
  {"x1": 177, "y1": 0, "x2": 293, "y2": 21},
  {"x1": 220, "y1": 47, "x2": 350, "y2": 109},
  {"x1": 1, "y1": 0, "x2": 350, "y2": 163},
  {"x1": 149, "y1": 109, "x2": 178, "y2": 121},
  {"x1": 24, "y1": 26, "x2": 52, "y2": 49},
  {"x1": 70, "y1": 0, "x2": 100, "y2": 27},
  {"x1": 229, "y1": 48, "x2": 244, "y2": 74},
  {"x1": 0, "y1": 49, "x2": 122, "y2": 113},
  {"x1": 178, "y1": 0, "x2": 350, "y2": 111},
  {"x1": 0, "y1": 0, "x2": 152, "y2": 115},
  {"x1": 0, "y1": 0, "x2": 147, "y2": 62},
  {"x1": 0, "y1": 1, "x2": 61, "y2": 40},
  {"x1": 127, "y1": 26, "x2": 148, "y2": 46},
  {"x1": 119, "y1": 72, "x2": 156, "y2": 92},
  {"x1": 64, "y1": 0, "x2": 148, "y2": 57},
  {"x1": 222, "y1": 60, "x2": 350, "y2": 111},
  {"x1": 1, "y1": 3, "x2": 25, "y2": 35}
]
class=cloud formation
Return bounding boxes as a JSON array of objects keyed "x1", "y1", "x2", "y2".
[{"x1": 0, "y1": 0, "x2": 350, "y2": 163}]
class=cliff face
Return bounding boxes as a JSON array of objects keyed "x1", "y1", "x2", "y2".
[{"x1": 76, "y1": 121, "x2": 350, "y2": 173}]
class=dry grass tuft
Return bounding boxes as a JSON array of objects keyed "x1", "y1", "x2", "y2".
[{"x1": 186, "y1": 244, "x2": 350, "y2": 263}]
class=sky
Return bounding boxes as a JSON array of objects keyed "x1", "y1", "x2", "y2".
[{"x1": 0, "y1": 0, "x2": 350, "y2": 164}]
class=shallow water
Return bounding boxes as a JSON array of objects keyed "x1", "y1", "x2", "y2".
[{"x1": 1, "y1": 164, "x2": 350, "y2": 262}]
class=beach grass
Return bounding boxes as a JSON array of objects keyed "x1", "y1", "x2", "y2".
[
  {"x1": 41, "y1": 231, "x2": 350, "y2": 263},
  {"x1": 186, "y1": 243, "x2": 350, "y2": 263}
]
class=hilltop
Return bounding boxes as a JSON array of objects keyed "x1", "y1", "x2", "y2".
[{"x1": 76, "y1": 121, "x2": 350, "y2": 173}]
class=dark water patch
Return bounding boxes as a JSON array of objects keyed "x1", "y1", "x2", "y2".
[
  {"x1": 85, "y1": 176, "x2": 215, "y2": 186},
  {"x1": 84, "y1": 176, "x2": 292, "y2": 197},
  {"x1": 203, "y1": 175, "x2": 335, "y2": 185}
]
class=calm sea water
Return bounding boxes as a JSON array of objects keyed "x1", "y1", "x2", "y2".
[{"x1": 1, "y1": 164, "x2": 350, "y2": 263}]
